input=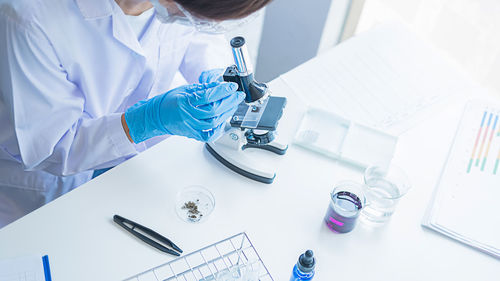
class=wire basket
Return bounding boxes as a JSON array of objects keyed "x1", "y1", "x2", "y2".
[{"x1": 124, "y1": 232, "x2": 274, "y2": 281}]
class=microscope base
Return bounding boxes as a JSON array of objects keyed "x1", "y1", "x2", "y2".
[{"x1": 205, "y1": 141, "x2": 281, "y2": 184}]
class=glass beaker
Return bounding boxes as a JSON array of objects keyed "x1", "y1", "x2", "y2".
[
  {"x1": 324, "y1": 181, "x2": 367, "y2": 233},
  {"x1": 361, "y1": 165, "x2": 411, "y2": 224}
]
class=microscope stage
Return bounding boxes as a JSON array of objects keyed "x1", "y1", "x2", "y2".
[{"x1": 230, "y1": 96, "x2": 287, "y2": 131}]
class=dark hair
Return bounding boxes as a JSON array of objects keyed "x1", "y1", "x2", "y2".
[{"x1": 174, "y1": 0, "x2": 272, "y2": 20}]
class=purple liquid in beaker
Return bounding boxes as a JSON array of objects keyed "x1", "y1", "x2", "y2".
[{"x1": 324, "y1": 191, "x2": 363, "y2": 233}]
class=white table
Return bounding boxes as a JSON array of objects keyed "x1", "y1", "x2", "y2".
[{"x1": 0, "y1": 50, "x2": 499, "y2": 281}]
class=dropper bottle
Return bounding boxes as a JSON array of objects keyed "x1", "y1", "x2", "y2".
[{"x1": 290, "y1": 250, "x2": 316, "y2": 281}]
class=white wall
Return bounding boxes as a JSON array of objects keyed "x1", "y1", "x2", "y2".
[
  {"x1": 318, "y1": 0, "x2": 352, "y2": 54},
  {"x1": 255, "y1": 0, "x2": 352, "y2": 82},
  {"x1": 356, "y1": 0, "x2": 500, "y2": 96}
]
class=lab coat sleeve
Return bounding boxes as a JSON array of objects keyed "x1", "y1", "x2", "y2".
[
  {"x1": 179, "y1": 33, "x2": 233, "y2": 84},
  {"x1": 0, "y1": 15, "x2": 137, "y2": 176}
]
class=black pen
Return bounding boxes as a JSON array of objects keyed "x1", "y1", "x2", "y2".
[{"x1": 113, "y1": 214, "x2": 183, "y2": 256}]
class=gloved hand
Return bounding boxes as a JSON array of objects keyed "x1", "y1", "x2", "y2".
[
  {"x1": 124, "y1": 81, "x2": 245, "y2": 143},
  {"x1": 199, "y1": 68, "x2": 225, "y2": 84}
]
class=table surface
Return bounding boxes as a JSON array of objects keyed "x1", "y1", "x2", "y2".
[{"x1": 0, "y1": 62, "x2": 499, "y2": 281}]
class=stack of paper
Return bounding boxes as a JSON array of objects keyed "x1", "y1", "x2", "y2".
[
  {"x1": 279, "y1": 23, "x2": 471, "y2": 135},
  {"x1": 422, "y1": 101, "x2": 500, "y2": 259}
]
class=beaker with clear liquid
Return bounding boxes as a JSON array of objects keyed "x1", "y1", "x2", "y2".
[{"x1": 361, "y1": 166, "x2": 411, "y2": 224}]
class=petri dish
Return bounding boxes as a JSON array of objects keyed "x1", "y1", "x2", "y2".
[{"x1": 175, "y1": 185, "x2": 215, "y2": 223}]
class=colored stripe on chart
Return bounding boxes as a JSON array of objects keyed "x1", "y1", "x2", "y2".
[
  {"x1": 495, "y1": 159, "x2": 499, "y2": 175},
  {"x1": 475, "y1": 113, "x2": 493, "y2": 167},
  {"x1": 467, "y1": 111, "x2": 487, "y2": 173},
  {"x1": 481, "y1": 115, "x2": 498, "y2": 170}
]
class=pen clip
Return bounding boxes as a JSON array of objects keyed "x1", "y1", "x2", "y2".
[{"x1": 113, "y1": 215, "x2": 183, "y2": 256}]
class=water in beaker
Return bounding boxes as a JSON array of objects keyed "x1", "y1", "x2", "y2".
[{"x1": 361, "y1": 166, "x2": 411, "y2": 224}]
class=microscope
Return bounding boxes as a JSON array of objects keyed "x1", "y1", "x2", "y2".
[{"x1": 205, "y1": 37, "x2": 287, "y2": 184}]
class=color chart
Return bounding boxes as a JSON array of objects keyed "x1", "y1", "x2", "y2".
[
  {"x1": 423, "y1": 100, "x2": 500, "y2": 259},
  {"x1": 467, "y1": 109, "x2": 500, "y2": 175}
]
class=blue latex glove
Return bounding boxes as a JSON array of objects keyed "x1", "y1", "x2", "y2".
[
  {"x1": 199, "y1": 68, "x2": 225, "y2": 84},
  {"x1": 124, "y1": 81, "x2": 245, "y2": 143}
]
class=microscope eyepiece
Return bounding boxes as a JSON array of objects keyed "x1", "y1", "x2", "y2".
[
  {"x1": 230, "y1": 36, "x2": 252, "y2": 76},
  {"x1": 227, "y1": 36, "x2": 269, "y2": 104}
]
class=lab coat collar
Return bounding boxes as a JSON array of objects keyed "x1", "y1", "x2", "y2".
[
  {"x1": 75, "y1": 0, "x2": 114, "y2": 19},
  {"x1": 76, "y1": 0, "x2": 147, "y2": 57},
  {"x1": 112, "y1": 12, "x2": 146, "y2": 57}
]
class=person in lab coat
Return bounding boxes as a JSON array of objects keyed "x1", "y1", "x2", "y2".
[{"x1": 0, "y1": 0, "x2": 270, "y2": 228}]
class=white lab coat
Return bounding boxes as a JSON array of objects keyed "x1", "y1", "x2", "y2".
[{"x1": 0, "y1": 0, "x2": 231, "y2": 227}]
